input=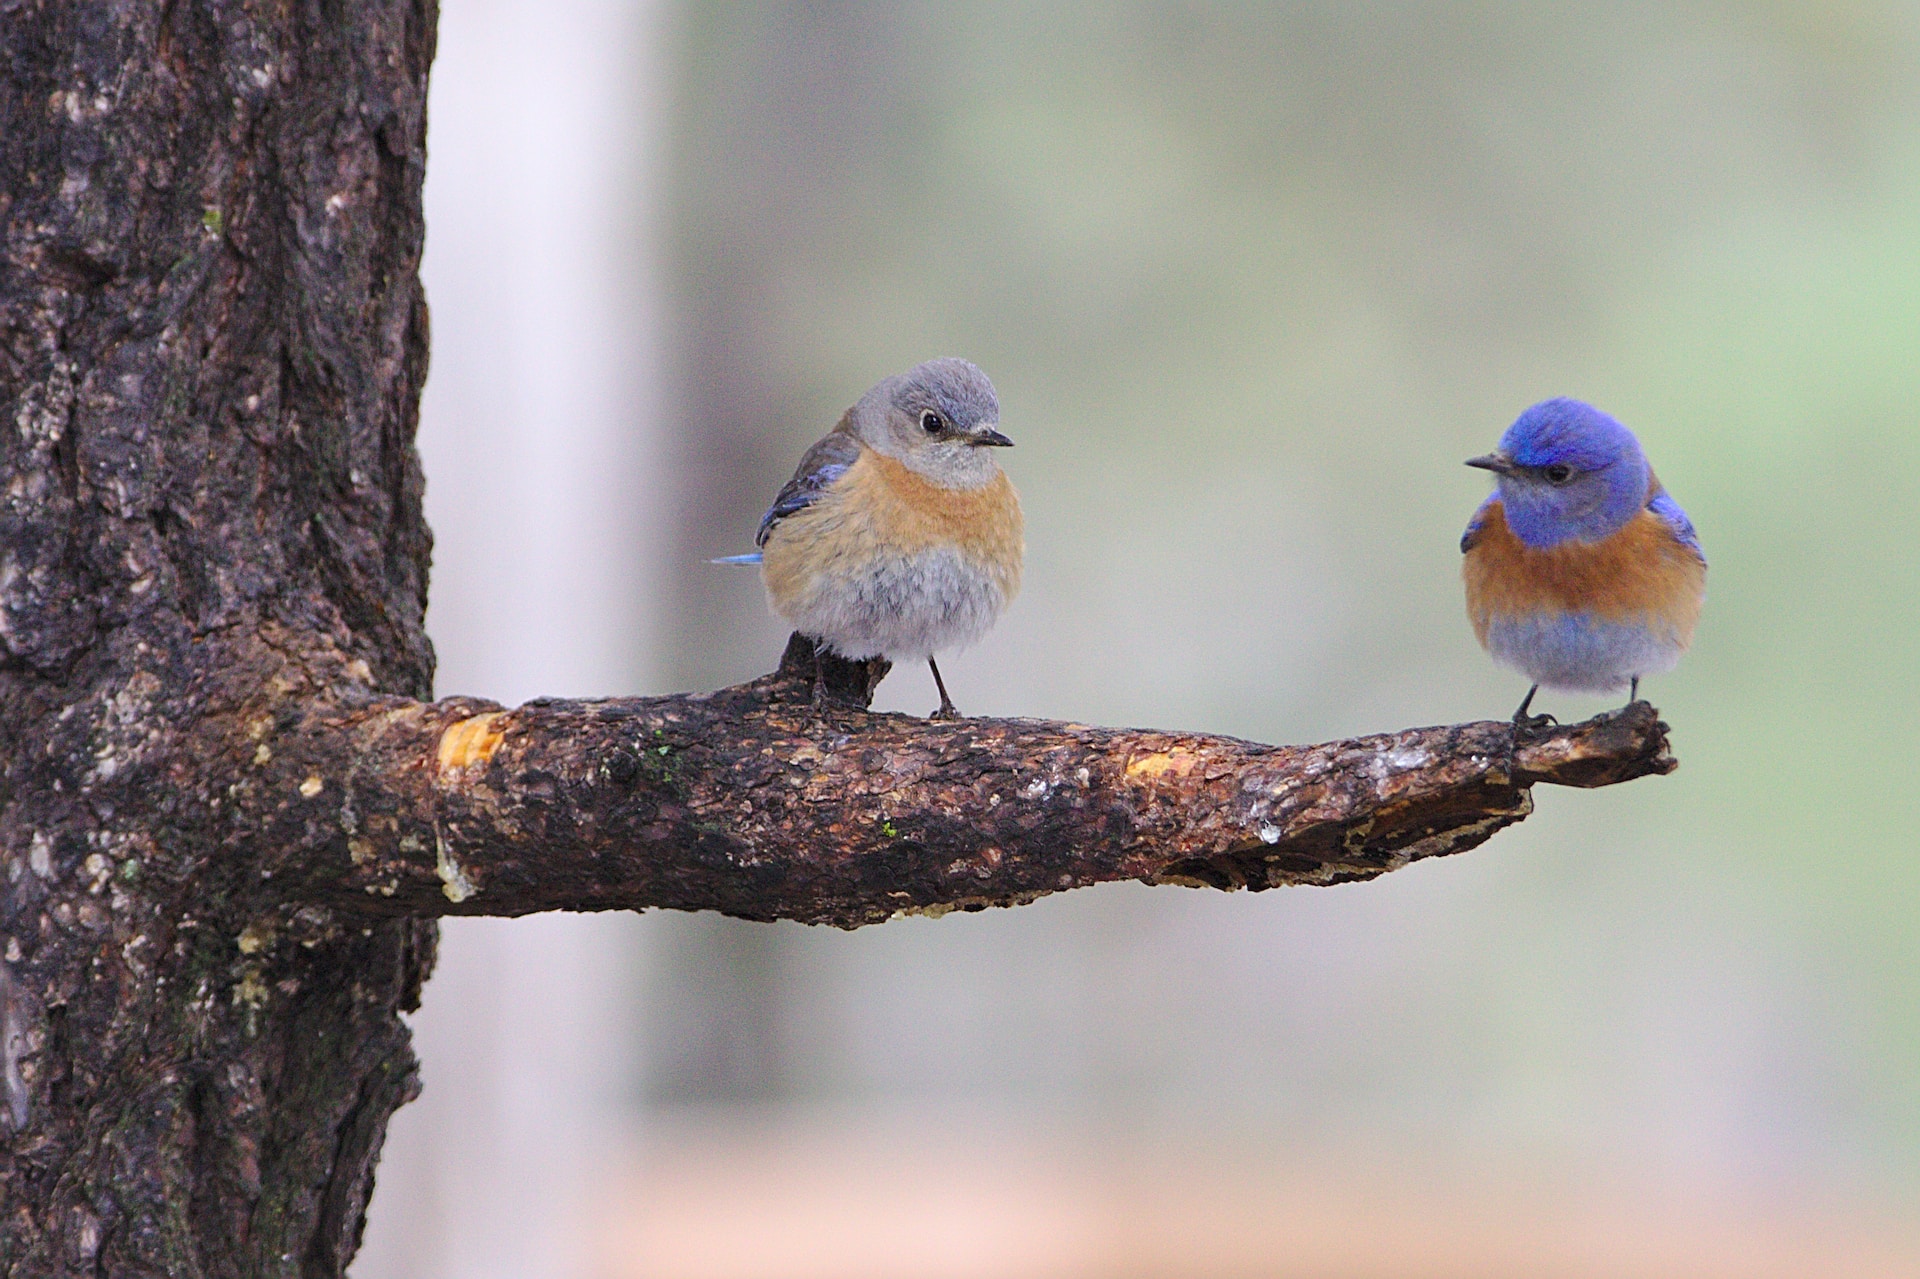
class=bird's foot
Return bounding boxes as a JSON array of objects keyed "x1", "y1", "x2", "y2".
[
  {"x1": 1512, "y1": 710, "x2": 1558, "y2": 735},
  {"x1": 926, "y1": 658, "x2": 961, "y2": 721},
  {"x1": 1509, "y1": 684, "x2": 1554, "y2": 734}
]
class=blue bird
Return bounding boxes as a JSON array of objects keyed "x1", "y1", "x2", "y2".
[{"x1": 1461, "y1": 398, "x2": 1705, "y2": 727}]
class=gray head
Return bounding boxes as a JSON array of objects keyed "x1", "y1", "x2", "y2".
[
  {"x1": 849, "y1": 357, "x2": 1010, "y2": 489},
  {"x1": 1466, "y1": 398, "x2": 1652, "y2": 548}
]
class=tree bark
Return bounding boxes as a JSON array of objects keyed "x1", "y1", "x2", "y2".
[
  {"x1": 1, "y1": 2, "x2": 436, "y2": 1273},
  {"x1": 235, "y1": 635, "x2": 1672, "y2": 928},
  {"x1": 0, "y1": 4, "x2": 1677, "y2": 1275}
]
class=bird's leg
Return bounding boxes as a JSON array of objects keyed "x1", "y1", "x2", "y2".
[
  {"x1": 1627, "y1": 676, "x2": 1640, "y2": 707},
  {"x1": 927, "y1": 657, "x2": 961, "y2": 720},
  {"x1": 1511, "y1": 684, "x2": 1555, "y2": 732}
]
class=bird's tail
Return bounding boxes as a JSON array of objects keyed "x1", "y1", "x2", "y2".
[{"x1": 710, "y1": 552, "x2": 764, "y2": 566}]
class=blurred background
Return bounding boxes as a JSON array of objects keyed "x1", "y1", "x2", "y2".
[{"x1": 356, "y1": 3, "x2": 1920, "y2": 1276}]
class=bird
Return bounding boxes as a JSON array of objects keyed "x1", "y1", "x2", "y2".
[
  {"x1": 1460, "y1": 397, "x2": 1705, "y2": 728},
  {"x1": 714, "y1": 358, "x2": 1023, "y2": 718}
]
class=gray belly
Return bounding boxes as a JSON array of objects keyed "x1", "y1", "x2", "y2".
[
  {"x1": 1485, "y1": 612, "x2": 1685, "y2": 692},
  {"x1": 784, "y1": 547, "x2": 1008, "y2": 661}
]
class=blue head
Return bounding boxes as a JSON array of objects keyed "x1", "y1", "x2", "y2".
[{"x1": 1467, "y1": 398, "x2": 1651, "y2": 548}]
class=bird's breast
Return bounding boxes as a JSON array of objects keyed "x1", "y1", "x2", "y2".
[
  {"x1": 856, "y1": 450, "x2": 1024, "y2": 567},
  {"x1": 761, "y1": 447, "x2": 1023, "y2": 607},
  {"x1": 1463, "y1": 500, "x2": 1704, "y2": 643}
]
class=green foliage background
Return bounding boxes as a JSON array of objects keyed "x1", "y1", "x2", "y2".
[{"x1": 648, "y1": 2, "x2": 1920, "y2": 1201}]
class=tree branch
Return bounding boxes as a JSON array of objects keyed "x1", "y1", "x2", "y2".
[{"x1": 244, "y1": 636, "x2": 1677, "y2": 928}]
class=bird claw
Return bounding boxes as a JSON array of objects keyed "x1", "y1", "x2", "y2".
[
  {"x1": 1512, "y1": 711, "x2": 1558, "y2": 734},
  {"x1": 928, "y1": 701, "x2": 962, "y2": 721}
]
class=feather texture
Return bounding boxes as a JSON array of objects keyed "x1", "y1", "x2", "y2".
[
  {"x1": 760, "y1": 445, "x2": 1023, "y2": 661},
  {"x1": 1463, "y1": 496, "x2": 1705, "y2": 691}
]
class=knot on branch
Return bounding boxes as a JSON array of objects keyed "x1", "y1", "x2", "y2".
[
  {"x1": 1512, "y1": 700, "x2": 1677, "y2": 787},
  {"x1": 768, "y1": 632, "x2": 892, "y2": 708}
]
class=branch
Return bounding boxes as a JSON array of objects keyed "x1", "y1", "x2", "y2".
[{"x1": 243, "y1": 636, "x2": 1676, "y2": 928}]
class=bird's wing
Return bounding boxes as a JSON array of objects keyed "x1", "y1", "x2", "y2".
[
  {"x1": 1647, "y1": 489, "x2": 1705, "y2": 566},
  {"x1": 1460, "y1": 495, "x2": 1499, "y2": 553},
  {"x1": 756, "y1": 427, "x2": 862, "y2": 547}
]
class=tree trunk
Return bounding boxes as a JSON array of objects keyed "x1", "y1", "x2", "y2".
[
  {"x1": 0, "y1": 4, "x2": 1677, "y2": 1274},
  {"x1": 1, "y1": 2, "x2": 437, "y2": 1272}
]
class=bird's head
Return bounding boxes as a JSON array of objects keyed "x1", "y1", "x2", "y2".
[
  {"x1": 854, "y1": 357, "x2": 1010, "y2": 488},
  {"x1": 1466, "y1": 398, "x2": 1650, "y2": 548}
]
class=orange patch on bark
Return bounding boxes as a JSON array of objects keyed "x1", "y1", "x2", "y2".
[{"x1": 437, "y1": 712, "x2": 506, "y2": 776}]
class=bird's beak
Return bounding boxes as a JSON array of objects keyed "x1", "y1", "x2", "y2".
[
  {"x1": 1464, "y1": 451, "x2": 1516, "y2": 475},
  {"x1": 972, "y1": 427, "x2": 1014, "y2": 448}
]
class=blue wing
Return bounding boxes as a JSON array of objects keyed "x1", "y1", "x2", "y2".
[
  {"x1": 1460, "y1": 495, "x2": 1498, "y2": 553},
  {"x1": 1647, "y1": 489, "x2": 1705, "y2": 566},
  {"x1": 755, "y1": 428, "x2": 861, "y2": 547}
]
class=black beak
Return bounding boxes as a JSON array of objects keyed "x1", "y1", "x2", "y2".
[
  {"x1": 973, "y1": 428, "x2": 1014, "y2": 448},
  {"x1": 1464, "y1": 451, "x2": 1515, "y2": 475}
]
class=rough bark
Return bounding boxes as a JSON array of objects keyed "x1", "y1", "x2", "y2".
[
  {"x1": 0, "y1": 3, "x2": 1678, "y2": 1275},
  {"x1": 231, "y1": 635, "x2": 1673, "y2": 927},
  {"x1": 1, "y1": 1, "x2": 436, "y2": 1274}
]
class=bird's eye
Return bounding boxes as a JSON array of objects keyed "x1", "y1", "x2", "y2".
[
  {"x1": 919, "y1": 410, "x2": 945, "y2": 434},
  {"x1": 1543, "y1": 464, "x2": 1574, "y2": 485}
]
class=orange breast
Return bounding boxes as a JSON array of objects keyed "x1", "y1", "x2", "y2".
[
  {"x1": 1463, "y1": 500, "x2": 1704, "y2": 646},
  {"x1": 761, "y1": 447, "x2": 1024, "y2": 609},
  {"x1": 857, "y1": 452, "x2": 1025, "y2": 566}
]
